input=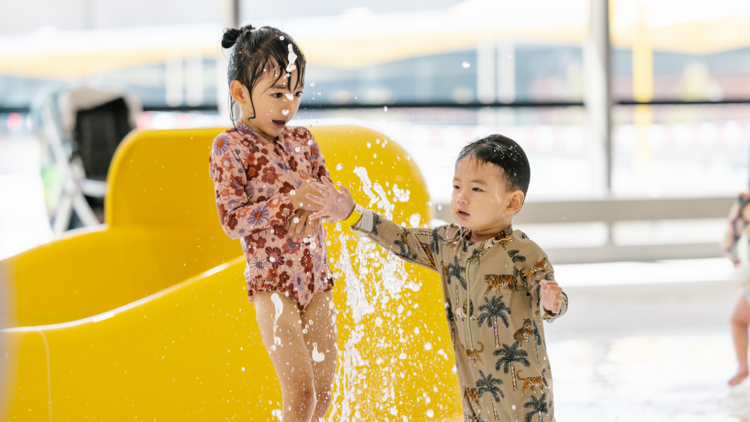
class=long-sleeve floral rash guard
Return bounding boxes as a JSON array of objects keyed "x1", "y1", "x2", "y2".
[{"x1": 209, "y1": 122, "x2": 335, "y2": 310}]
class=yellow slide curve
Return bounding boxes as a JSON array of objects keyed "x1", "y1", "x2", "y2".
[{"x1": 0, "y1": 125, "x2": 462, "y2": 421}]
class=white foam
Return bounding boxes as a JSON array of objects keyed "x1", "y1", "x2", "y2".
[
  {"x1": 312, "y1": 342, "x2": 325, "y2": 362},
  {"x1": 270, "y1": 293, "x2": 283, "y2": 349}
]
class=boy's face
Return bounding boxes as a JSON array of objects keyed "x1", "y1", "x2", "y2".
[
  {"x1": 230, "y1": 63, "x2": 304, "y2": 141},
  {"x1": 450, "y1": 157, "x2": 523, "y2": 237}
]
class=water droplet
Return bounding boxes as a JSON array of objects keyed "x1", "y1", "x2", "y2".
[
  {"x1": 426, "y1": 409, "x2": 434, "y2": 418},
  {"x1": 424, "y1": 342, "x2": 433, "y2": 351},
  {"x1": 399, "y1": 352, "x2": 407, "y2": 359},
  {"x1": 295, "y1": 146, "x2": 301, "y2": 152},
  {"x1": 512, "y1": 405, "x2": 516, "y2": 410},
  {"x1": 312, "y1": 342, "x2": 325, "y2": 362},
  {"x1": 336, "y1": 163, "x2": 343, "y2": 171},
  {"x1": 282, "y1": 109, "x2": 289, "y2": 115},
  {"x1": 310, "y1": 82, "x2": 315, "y2": 86},
  {"x1": 286, "y1": 44, "x2": 297, "y2": 72},
  {"x1": 462, "y1": 61, "x2": 470, "y2": 68},
  {"x1": 367, "y1": 142, "x2": 371, "y2": 148},
  {"x1": 241, "y1": 367, "x2": 245, "y2": 371},
  {"x1": 384, "y1": 106, "x2": 388, "y2": 112},
  {"x1": 271, "y1": 293, "x2": 283, "y2": 347}
]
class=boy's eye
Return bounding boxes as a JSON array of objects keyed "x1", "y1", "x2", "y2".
[
  {"x1": 453, "y1": 185, "x2": 460, "y2": 190},
  {"x1": 272, "y1": 93, "x2": 283, "y2": 99},
  {"x1": 473, "y1": 187, "x2": 483, "y2": 192},
  {"x1": 295, "y1": 91, "x2": 304, "y2": 97}
]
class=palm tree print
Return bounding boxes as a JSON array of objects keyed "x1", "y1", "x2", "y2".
[
  {"x1": 477, "y1": 295, "x2": 511, "y2": 348},
  {"x1": 532, "y1": 320, "x2": 544, "y2": 365},
  {"x1": 494, "y1": 341, "x2": 530, "y2": 391},
  {"x1": 446, "y1": 255, "x2": 467, "y2": 308},
  {"x1": 476, "y1": 370, "x2": 504, "y2": 420},
  {"x1": 430, "y1": 228, "x2": 444, "y2": 254},
  {"x1": 445, "y1": 301, "x2": 457, "y2": 345},
  {"x1": 507, "y1": 249, "x2": 526, "y2": 263},
  {"x1": 372, "y1": 213, "x2": 382, "y2": 236},
  {"x1": 523, "y1": 393, "x2": 548, "y2": 422},
  {"x1": 393, "y1": 228, "x2": 418, "y2": 261}
]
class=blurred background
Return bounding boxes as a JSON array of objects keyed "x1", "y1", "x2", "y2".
[{"x1": 1, "y1": 0, "x2": 750, "y2": 419}]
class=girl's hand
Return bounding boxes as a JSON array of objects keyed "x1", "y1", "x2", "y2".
[
  {"x1": 291, "y1": 180, "x2": 323, "y2": 212},
  {"x1": 539, "y1": 280, "x2": 564, "y2": 314},
  {"x1": 289, "y1": 209, "x2": 320, "y2": 238},
  {"x1": 305, "y1": 176, "x2": 356, "y2": 223}
]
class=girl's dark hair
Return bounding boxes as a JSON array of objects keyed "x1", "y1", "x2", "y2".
[
  {"x1": 221, "y1": 25, "x2": 306, "y2": 121},
  {"x1": 456, "y1": 134, "x2": 531, "y2": 197}
]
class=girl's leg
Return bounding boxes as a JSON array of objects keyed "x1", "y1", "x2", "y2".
[
  {"x1": 254, "y1": 291, "x2": 317, "y2": 422},
  {"x1": 301, "y1": 291, "x2": 339, "y2": 421},
  {"x1": 729, "y1": 293, "x2": 750, "y2": 386}
]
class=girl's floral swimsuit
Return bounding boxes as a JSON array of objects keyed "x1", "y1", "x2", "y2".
[{"x1": 209, "y1": 122, "x2": 335, "y2": 311}]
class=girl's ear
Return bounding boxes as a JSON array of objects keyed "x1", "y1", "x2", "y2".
[
  {"x1": 506, "y1": 190, "x2": 525, "y2": 215},
  {"x1": 230, "y1": 80, "x2": 250, "y2": 105}
]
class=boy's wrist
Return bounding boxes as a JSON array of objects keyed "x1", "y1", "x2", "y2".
[{"x1": 344, "y1": 204, "x2": 363, "y2": 226}]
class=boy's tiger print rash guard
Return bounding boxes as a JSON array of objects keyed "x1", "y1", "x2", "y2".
[{"x1": 352, "y1": 209, "x2": 568, "y2": 422}]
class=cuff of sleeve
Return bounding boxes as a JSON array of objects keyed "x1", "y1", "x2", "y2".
[
  {"x1": 541, "y1": 292, "x2": 568, "y2": 323},
  {"x1": 352, "y1": 209, "x2": 374, "y2": 233}
]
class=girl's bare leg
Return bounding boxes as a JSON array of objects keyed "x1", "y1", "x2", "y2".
[
  {"x1": 255, "y1": 292, "x2": 317, "y2": 421},
  {"x1": 729, "y1": 293, "x2": 750, "y2": 386},
  {"x1": 301, "y1": 291, "x2": 339, "y2": 422}
]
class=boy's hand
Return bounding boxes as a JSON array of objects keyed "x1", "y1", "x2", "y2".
[
  {"x1": 289, "y1": 209, "x2": 320, "y2": 238},
  {"x1": 291, "y1": 180, "x2": 323, "y2": 212},
  {"x1": 305, "y1": 176, "x2": 356, "y2": 223},
  {"x1": 540, "y1": 280, "x2": 564, "y2": 315}
]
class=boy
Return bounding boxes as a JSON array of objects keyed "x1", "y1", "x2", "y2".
[{"x1": 307, "y1": 134, "x2": 568, "y2": 421}]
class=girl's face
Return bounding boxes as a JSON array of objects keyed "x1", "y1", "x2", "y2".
[{"x1": 230, "y1": 64, "x2": 304, "y2": 141}]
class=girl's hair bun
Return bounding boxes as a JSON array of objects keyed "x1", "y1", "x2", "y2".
[
  {"x1": 222, "y1": 25, "x2": 255, "y2": 49},
  {"x1": 222, "y1": 28, "x2": 241, "y2": 48}
]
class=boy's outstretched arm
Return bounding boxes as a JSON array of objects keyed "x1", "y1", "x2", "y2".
[
  {"x1": 522, "y1": 248, "x2": 568, "y2": 322},
  {"x1": 307, "y1": 177, "x2": 442, "y2": 273}
]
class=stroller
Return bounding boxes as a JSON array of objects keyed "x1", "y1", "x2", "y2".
[{"x1": 32, "y1": 86, "x2": 141, "y2": 234}]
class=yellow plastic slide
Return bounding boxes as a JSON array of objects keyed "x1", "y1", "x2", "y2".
[{"x1": 0, "y1": 125, "x2": 462, "y2": 421}]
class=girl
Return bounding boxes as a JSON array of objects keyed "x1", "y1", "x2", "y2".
[
  {"x1": 209, "y1": 25, "x2": 337, "y2": 421},
  {"x1": 723, "y1": 193, "x2": 750, "y2": 386}
]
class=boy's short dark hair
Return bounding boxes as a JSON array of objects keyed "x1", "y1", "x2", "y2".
[{"x1": 456, "y1": 134, "x2": 531, "y2": 197}]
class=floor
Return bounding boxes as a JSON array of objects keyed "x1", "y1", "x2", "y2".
[{"x1": 546, "y1": 279, "x2": 749, "y2": 421}]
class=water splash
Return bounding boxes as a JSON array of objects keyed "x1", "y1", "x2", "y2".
[
  {"x1": 312, "y1": 342, "x2": 326, "y2": 362},
  {"x1": 286, "y1": 44, "x2": 297, "y2": 72},
  {"x1": 270, "y1": 293, "x2": 283, "y2": 350},
  {"x1": 282, "y1": 109, "x2": 290, "y2": 116},
  {"x1": 462, "y1": 61, "x2": 470, "y2": 68},
  {"x1": 392, "y1": 184, "x2": 410, "y2": 203}
]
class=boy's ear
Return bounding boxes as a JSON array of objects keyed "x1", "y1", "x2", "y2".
[
  {"x1": 229, "y1": 80, "x2": 249, "y2": 105},
  {"x1": 506, "y1": 190, "x2": 525, "y2": 215}
]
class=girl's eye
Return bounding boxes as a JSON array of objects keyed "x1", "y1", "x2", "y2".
[
  {"x1": 272, "y1": 93, "x2": 283, "y2": 99},
  {"x1": 453, "y1": 185, "x2": 460, "y2": 190},
  {"x1": 295, "y1": 91, "x2": 304, "y2": 97},
  {"x1": 473, "y1": 187, "x2": 483, "y2": 192}
]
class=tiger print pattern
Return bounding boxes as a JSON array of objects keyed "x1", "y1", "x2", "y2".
[
  {"x1": 484, "y1": 274, "x2": 518, "y2": 295},
  {"x1": 513, "y1": 319, "x2": 535, "y2": 343},
  {"x1": 464, "y1": 387, "x2": 481, "y2": 410},
  {"x1": 465, "y1": 342, "x2": 485, "y2": 367},
  {"x1": 525, "y1": 257, "x2": 550, "y2": 279},
  {"x1": 516, "y1": 369, "x2": 548, "y2": 395}
]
